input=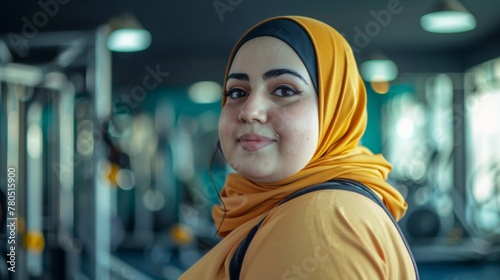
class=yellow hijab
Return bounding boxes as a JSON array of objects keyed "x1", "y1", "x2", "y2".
[{"x1": 213, "y1": 16, "x2": 407, "y2": 237}]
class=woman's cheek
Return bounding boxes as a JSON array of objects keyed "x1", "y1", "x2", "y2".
[
  {"x1": 218, "y1": 109, "x2": 234, "y2": 154},
  {"x1": 271, "y1": 103, "x2": 305, "y2": 134},
  {"x1": 279, "y1": 101, "x2": 319, "y2": 158}
]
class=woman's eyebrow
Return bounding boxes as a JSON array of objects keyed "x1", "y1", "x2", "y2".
[
  {"x1": 227, "y1": 73, "x2": 249, "y2": 81},
  {"x1": 227, "y1": 69, "x2": 309, "y2": 85},
  {"x1": 263, "y1": 68, "x2": 309, "y2": 85}
]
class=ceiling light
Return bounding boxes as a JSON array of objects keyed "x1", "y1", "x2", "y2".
[
  {"x1": 360, "y1": 59, "x2": 398, "y2": 82},
  {"x1": 421, "y1": 0, "x2": 476, "y2": 33},
  {"x1": 106, "y1": 13, "x2": 152, "y2": 52},
  {"x1": 370, "y1": 81, "x2": 390, "y2": 94},
  {"x1": 188, "y1": 81, "x2": 222, "y2": 104}
]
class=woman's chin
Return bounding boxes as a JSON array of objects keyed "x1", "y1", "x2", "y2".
[
  {"x1": 238, "y1": 169, "x2": 294, "y2": 183},
  {"x1": 238, "y1": 170, "x2": 276, "y2": 183}
]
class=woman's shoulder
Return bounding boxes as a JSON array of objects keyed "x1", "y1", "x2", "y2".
[
  {"x1": 246, "y1": 188, "x2": 417, "y2": 279},
  {"x1": 270, "y1": 187, "x2": 388, "y2": 223},
  {"x1": 262, "y1": 187, "x2": 404, "y2": 244},
  {"x1": 254, "y1": 188, "x2": 399, "y2": 249}
]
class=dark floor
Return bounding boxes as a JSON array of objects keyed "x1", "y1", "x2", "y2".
[{"x1": 417, "y1": 262, "x2": 500, "y2": 280}]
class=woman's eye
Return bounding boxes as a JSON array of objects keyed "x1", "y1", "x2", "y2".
[
  {"x1": 273, "y1": 86, "x2": 301, "y2": 97},
  {"x1": 224, "y1": 88, "x2": 247, "y2": 99}
]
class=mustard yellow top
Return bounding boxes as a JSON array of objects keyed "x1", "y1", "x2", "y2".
[
  {"x1": 180, "y1": 16, "x2": 414, "y2": 279},
  {"x1": 181, "y1": 190, "x2": 415, "y2": 279}
]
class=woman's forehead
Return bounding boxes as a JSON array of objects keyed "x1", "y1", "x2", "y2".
[{"x1": 230, "y1": 37, "x2": 307, "y2": 71}]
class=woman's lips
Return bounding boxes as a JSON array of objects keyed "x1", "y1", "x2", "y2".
[{"x1": 238, "y1": 133, "x2": 275, "y2": 151}]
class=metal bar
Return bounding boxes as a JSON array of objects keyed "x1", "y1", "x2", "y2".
[{"x1": 91, "y1": 24, "x2": 112, "y2": 280}]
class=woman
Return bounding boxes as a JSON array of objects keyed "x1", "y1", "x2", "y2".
[{"x1": 180, "y1": 16, "x2": 418, "y2": 279}]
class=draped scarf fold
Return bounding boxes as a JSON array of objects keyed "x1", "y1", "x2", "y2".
[{"x1": 213, "y1": 16, "x2": 407, "y2": 237}]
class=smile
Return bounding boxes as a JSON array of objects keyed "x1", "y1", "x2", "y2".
[{"x1": 238, "y1": 133, "x2": 276, "y2": 152}]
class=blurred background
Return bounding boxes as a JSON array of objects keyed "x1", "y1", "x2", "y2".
[{"x1": 1, "y1": 0, "x2": 500, "y2": 279}]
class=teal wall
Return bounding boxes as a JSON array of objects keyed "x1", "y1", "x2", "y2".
[{"x1": 363, "y1": 84, "x2": 386, "y2": 154}]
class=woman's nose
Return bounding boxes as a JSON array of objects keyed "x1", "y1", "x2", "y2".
[{"x1": 238, "y1": 92, "x2": 269, "y2": 123}]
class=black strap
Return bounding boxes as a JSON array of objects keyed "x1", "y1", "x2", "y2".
[{"x1": 228, "y1": 179, "x2": 419, "y2": 280}]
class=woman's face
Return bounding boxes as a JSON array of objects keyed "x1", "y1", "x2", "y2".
[{"x1": 219, "y1": 36, "x2": 319, "y2": 183}]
